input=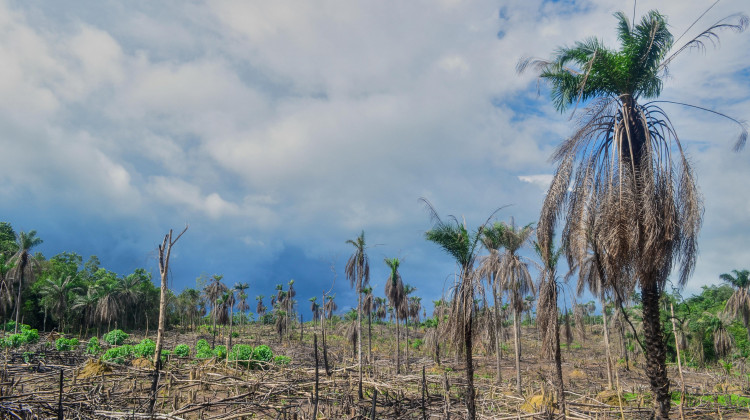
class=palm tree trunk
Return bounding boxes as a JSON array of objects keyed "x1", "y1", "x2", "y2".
[
  {"x1": 464, "y1": 315, "x2": 477, "y2": 420},
  {"x1": 396, "y1": 316, "x2": 401, "y2": 374},
  {"x1": 513, "y1": 309, "x2": 522, "y2": 394},
  {"x1": 601, "y1": 298, "x2": 613, "y2": 390},
  {"x1": 492, "y1": 288, "x2": 502, "y2": 384},
  {"x1": 405, "y1": 316, "x2": 410, "y2": 372},
  {"x1": 642, "y1": 279, "x2": 670, "y2": 419},
  {"x1": 14, "y1": 256, "x2": 26, "y2": 334},
  {"x1": 368, "y1": 312, "x2": 372, "y2": 364},
  {"x1": 357, "y1": 284, "x2": 363, "y2": 400},
  {"x1": 553, "y1": 309, "x2": 565, "y2": 415}
]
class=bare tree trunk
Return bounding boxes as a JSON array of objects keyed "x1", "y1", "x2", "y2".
[
  {"x1": 357, "y1": 284, "x2": 363, "y2": 400},
  {"x1": 368, "y1": 312, "x2": 372, "y2": 364},
  {"x1": 150, "y1": 225, "x2": 188, "y2": 414},
  {"x1": 405, "y1": 316, "x2": 410, "y2": 372}
]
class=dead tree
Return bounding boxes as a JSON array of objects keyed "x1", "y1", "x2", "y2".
[{"x1": 150, "y1": 225, "x2": 188, "y2": 413}]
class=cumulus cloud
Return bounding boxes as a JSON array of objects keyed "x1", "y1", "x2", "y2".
[{"x1": 0, "y1": 0, "x2": 747, "y2": 303}]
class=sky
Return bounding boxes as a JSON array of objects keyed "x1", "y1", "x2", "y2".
[{"x1": 1, "y1": 0, "x2": 748, "y2": 316}]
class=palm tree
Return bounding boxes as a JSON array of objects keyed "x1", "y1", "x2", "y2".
[
  {"x1": 324, "y1": 294, "x2": 337, "y2": 320},
  {"x1": 345, "y1": 231, "x2": 370, "y2": 399},
  {"x1": 9, "y1": 230, "x2": 43, "y2": 333},
  {"x1": 234, "y1": 282, "x2": 250, "y2": 329},
  {"x1": 95, "y1": 279, "x2": 120, "y2": 332},
  {"x1": 424, "y1": 202, "x2": 488, "y2": 420},
  {"x1": 309, "y1": 297, "x2": 320, "y2": 323},
  {"x1": 39, "y1": 274, "x2": 81, "y2": 333},
  {"x1": 477, "y1": 222, "x2": 506, "y2": 383},
  {"x1": 204, "y1": 275, "x2": 228, "y2": 347},
  {"x1": 535, "y1": 238, "x2": 566, "y2": 413},
  {"x1": 384, "y1": 257, "x2": 405, "y2": 374},
  {"x1": 497, "y1": 219, "x2": 535, "y2": 394},
  {"x1": 0, "y1": 254, "x2": 14, "y2": 317},
  {"x1": 402, "y1": 284, "x2": 416, "y2": 371},
  {"x1": 256, "y1": 295, "x2": 267, "y2": 322},
  {"x1": 521, "y1": 10, "x2": 747, "y2": 418},
  {"x1": 362, "y1": 286, "x2": 374, "y2": 363},
  {"x1": 720, "y1": 269, "x2": 750, "y2": 342}
]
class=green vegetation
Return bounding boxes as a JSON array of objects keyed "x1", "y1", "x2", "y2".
[
  {"x1": 273, "y1": 355, "x2": 290, "y2": 365},
  {"x1": 104, "y1": 329, "x2": 129, "y2": 346},
  {"x1": 213, "y1": 345, "x2": 227, "y2": 359},
  {"x1": 173, "y1": 344, "x2": 190, "y2": 358},
  {"x1": 195, "y1": 339, "x2": 213, "y2": 359},
  {"x1": 101, "y1": 345, "x2": 134, "y2": 364},
  {"x1": 133, "y1": 338, "x2": 156, "y2": 358},
  {"x1": 228, "y1": 344, "x2": 254, "y2": 368},
  {"x1": 86, "y1": 337, "x2": 101, "y2": 355},
  {"x1": 55, "y1": 337, "x2": 79, "y2": 351}
]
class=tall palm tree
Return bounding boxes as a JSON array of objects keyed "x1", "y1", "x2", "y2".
[
  {"x1": 497, "y1": 219, "x2": 535, "y2": 394},
  {"x1": 402, "y1": 284, "x2": 416, "y2": 371},
  {"x1": 384, "y1": 257, "x2": 405, "y2": 374},
  {"x1": 424, "y1": 202, "x2": 488, "y2": 420},
  {"x1": 204, "y1": 275, "x2": 228, "y2": 347},
  {"x1": 477, "y1": 222, "x2": 506, "y2": 383},
  {"x1": 324, "y1": 294, "x2": 337, "y2": 320},
  {"x1": 234, "y1": 282, "x2": 250, "y2": 328},
  {"x1": 535, "y1": 238, "x2": 566, "y2": 413},
  {"x1": 521, "y1": 10, "x2": 747, "y2": 418},
  {"x1": 362, "y1": 286, "x2": 374, "y2": 363},
  {"x1": 309, "y1": 297, "x2": 321, "y2": 323},
  {"x1": 345, "y1": 231, "x2": 370, "y2": 399},
  {"x1": 95, "y1": 279, "x2": 120, "y2": 332},
  {"x1": 9, "y1": 230, "x2": 43, "y2": 333},
  {"x1": 256, "y1": 295, "x2": 267, "y2": 322},
  {"x1": 0, "y1": 254, "x2": 14, "y2": 317}
]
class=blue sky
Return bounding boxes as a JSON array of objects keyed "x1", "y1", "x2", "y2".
[{"x1": 1, "y1": 0, "x2": 748, "y2": 315}]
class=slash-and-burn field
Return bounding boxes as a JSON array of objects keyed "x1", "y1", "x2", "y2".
[{"x1": 1, "y1": 324, "x2": 748, "y2": 419}]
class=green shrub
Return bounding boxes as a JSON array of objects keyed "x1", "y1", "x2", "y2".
[
  {"x1": 173, "y1": 344, "x2": 190, "y2": 358},
  {"x1": 228, "y1": 344, "x2": 254, "y2": 368},
  {"x1": 161, "y1": 349, "x2": 171, "y2": 362},
  {"x1": 252, "y1": 345, "x2": 273, "y2": 369},
  {"x1": 196, "y1": 339, "x2": 213, "y2": 359},
  {"x1": 133, "y1": 338, "x2": 156, "y2": 358},
  {"x1": 101, "y1": 345, "x2": 134, "y2": 364},
  {"x1": 55, "y1": 337, "x2": 79, "y2": 351},
  {"x1": 231, "y1": 331, "x2": 239, "y2": 338},
  {"x1": 86, "y1": 337, "x2": 101, "y2": 355},
  {"x1": 103, "y1": 329, "x2": 128, "y2": 346},
  {"x1": 20, "y1": 328, "x2": 39, "y2": 344},
  {"x1": 213, "y1": 345, "x2": 227, "y2": 360},
  {"x1": 274, "y1": 355, "x2": 291, "y2": 365},
  {"x1": 411, "y1": 338, "x2": 423, "y2": 350},
  {"x1": 22, "y1": 351, "x2": 34, "y2": 363}
]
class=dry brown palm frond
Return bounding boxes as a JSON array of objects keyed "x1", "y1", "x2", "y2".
[
  {"x1": 714, "y1": 324, "x2": 734, "y2": 359},
  {"x1": 724, "y1": 288, "x2": 750, "y2": 328},
  {"x1": 537, "y1": 275, "x2": 559, "y2": 360},
  {"x1": 345, "y1": 321, "x2": 358, "y2": 357}
]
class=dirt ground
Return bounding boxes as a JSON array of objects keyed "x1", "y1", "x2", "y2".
[{"x1": 0, "y1": 323, "x2": 748, "y2": 419}]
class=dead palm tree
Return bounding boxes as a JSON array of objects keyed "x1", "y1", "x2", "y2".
[
  {"x1": 720, "y1": 269, "x2": 750, "y2": 342},
  {"x1": 9, "y1": 230, "x2": 43, "y2": 333},
  {"x1": 255, "y1": 295, "x2": 267, "y2": 322},
  {"x1": 496, "y1": 219, "x2": 535, "y2": 394},
  {"x1": 477, "y1": 222, "x2": 506, "y2": 383},
  {"x1": 402, "y1": 284, "x2": 416, "y2": 371},
  {"x1": 345, "y1": 231, "x2": 370, "y2": 399},
  {"x1": 384, "y1": 257, "x2": 405, "y2": 374},
  {"x1": 520, "y1": 9, "x2": 747, "y2": 418}
]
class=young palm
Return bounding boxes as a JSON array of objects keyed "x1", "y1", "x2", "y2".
[
  {"x1": 720, "y1": 269, "x2": 750, "y2": 342},
  {"x1": 497, "y1": 219, "x2": 535, "y2": 394},
  {"x1": 384, "y1": 257, "x2": 405, "y2": 374},
  {"x1": 345, "y1": 231, "x2": 370, "y2": 399},
  {"x1": 521, "y1": 10, "x2": 747, "y2": 418},
  {"x1": 9, "y1": 230, "x2": 43, "y2": 333},
  {"x1": 424, "y1": 201, "x2": 489, "y2": 420}
]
